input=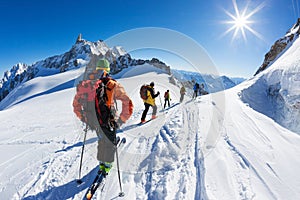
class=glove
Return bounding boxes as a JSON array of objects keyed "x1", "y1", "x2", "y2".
[
  {"x1": 116, "y1": 118, "x2": 124, "y2": 128},
  {"x1": 157, "y1": 91, "x2": 160, "y2": 95}
]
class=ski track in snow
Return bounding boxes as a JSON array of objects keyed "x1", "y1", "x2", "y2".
[
  {"x1": 223, "y1": 132, "x2": 277, "y2": 200},
  {"x1": 7, "y1": 127, "x2": 100, "y2": 200},
  {"x1": 103, "y1": 100, "x2": 209, "y2": 200},
  {"x1": 14, "y1": 136, "x2": 82, "y2": 199},
  {"x1": 221, "y1": 99, "x2": 278, "y2": 200},
  {"x1": 140, "y1": 100, "x2": 208, "y2": 200}
]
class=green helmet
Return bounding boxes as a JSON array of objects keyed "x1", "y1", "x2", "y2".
[{"x1": 96, "y1": 58, "x2": 110, "y2": 73}]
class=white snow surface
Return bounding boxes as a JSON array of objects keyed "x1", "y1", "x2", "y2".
[{"x1": 0, "y1": 63, "x2": 300, "y2": 200}]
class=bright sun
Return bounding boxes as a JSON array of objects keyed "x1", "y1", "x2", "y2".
[
  {"x1": 235, "y1": 16, "x2": 248, "y2": 28},
  {"x1": 221, "y1": 0, "x2": 266, "y2": 42}
]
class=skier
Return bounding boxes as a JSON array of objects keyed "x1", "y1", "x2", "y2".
[
  {"x1": 199, "y1": 83, "x2": 209, "y2": 95},
  {"x1": 141, "y1": 81, "x2": 160, "y2": 123},
  {"x1": 192, "y1": 82, "x2": 200, "y2": 99},
  {"x1": 180, "y1": 85, "x2": 186, "y2": 103},
  {"x1": 73, "y1": 58, "x2": 133, "y2": 174},
  {"x1": 164, "y1": 90, "x2": 171, "y2": 109}
]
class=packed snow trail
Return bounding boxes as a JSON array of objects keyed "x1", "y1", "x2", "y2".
[{"x1": 100, "y1": 99, "x2": 208, "y2": 200}]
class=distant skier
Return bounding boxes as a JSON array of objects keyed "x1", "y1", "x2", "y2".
[
  {"x1": 73, "y1": 58, "x2": 133, "y2": 174},
  {"x1": 140, "y1": 81, "x2": 160, "y2": 123},
  {"x1": 193, "y1": 82, "x2": 200, "y2": 99},
  {"x1": 180, "y1": 85, "x2": 186, "y2": 103},
  {"x1": 199, "y1": 83, "x2": 209, "y2": 95},
  {"x1": 164, "y1": 90, "x2": 171, "y2": 109}
]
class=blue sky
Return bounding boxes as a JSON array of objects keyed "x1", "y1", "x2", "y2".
[{"x1": 0, "y1": 0, "x2": 299, "y2": 78}]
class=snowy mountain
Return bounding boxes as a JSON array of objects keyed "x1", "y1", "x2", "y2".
[
  {"x1": 242, "y1": 18, "x2": 300, "y2": 134},
  {"x1": 230, "y1": 77, "x2": 246, "y2": 85},
  {"x1": 171, "y1": 69, "x2": 238, "y2": 94},
  {"x1": 0, "y1": 36, "x2": 173, "y2": 104},
  {"x1": 0, "y1": 37, "x2": 123, "y2": 102},
  {"x1": 0, "y1": 63, "x2": 29, "y2": 99},
  {"x1": 0, "y1": 35, "x2": 238, "y2": 105}
]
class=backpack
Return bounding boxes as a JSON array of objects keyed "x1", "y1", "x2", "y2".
[
  {"x1": 164, "y1": 91, "x2": 169, "y2": 99},
  {"x1": 95, "y1": 77, "x2": 117, "y2": 130},
  {"x1": 140, "y1": 85, "x2": 149, "y2": 100},
  {"x1": 73, "y1": 77, "x2": 116, "y2": 131}
]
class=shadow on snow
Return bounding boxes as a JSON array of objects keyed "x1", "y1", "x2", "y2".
[
  {"x1": 23, "y1": 166, "x2": 98, "y2": 200},
  {"x1": 10, "y1": 79, "x2": 76, "y2": 108},
  {"x1": 55, "y1": 137, "x2": 98, "y2": 153}
]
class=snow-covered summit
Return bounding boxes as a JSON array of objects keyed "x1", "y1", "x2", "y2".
[
  {"x1": 0, "y1": 37, "x2": 134, "y2": 103},
  {"x1": 0, "y1": 63, "x2": 30, "y2": 100},
  {"x1": 0, "y1": 34, "x2": 175, "y2": 104}
]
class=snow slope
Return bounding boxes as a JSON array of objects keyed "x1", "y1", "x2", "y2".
[{"x1": 0, "y1": 63, "x2": 300, "y2": 200}]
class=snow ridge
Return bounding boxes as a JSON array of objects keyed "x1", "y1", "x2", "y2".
[{"x1": 241, "y1": 32, "x2": 300, "y2": 134}]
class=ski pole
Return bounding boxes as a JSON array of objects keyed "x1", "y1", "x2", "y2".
[
  {"x1": 77, "y1": 123, "x2": 88, "y2": 184},
  {"x1": 158, "y1": 93, "x2": 163, "y2": 110},
  {"x1": 115, "y1": 141, "x2": 125, "y2": 197}
]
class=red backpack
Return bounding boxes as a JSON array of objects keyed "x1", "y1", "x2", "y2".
[{"x1": 140, "y1": 85, "x2": 149, "y2": 100}]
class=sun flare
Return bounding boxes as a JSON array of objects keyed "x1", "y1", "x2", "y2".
[
  {"x1": 221, "y1": 0, "x2": 266, "y2": 42},
  {"x1": 235, "y1": 16, "x2": 248, "y2": 28}
]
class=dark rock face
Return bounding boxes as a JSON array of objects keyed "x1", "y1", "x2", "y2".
[{"x1": 254, "y1": 18, "x2": 300, "y2": 76}]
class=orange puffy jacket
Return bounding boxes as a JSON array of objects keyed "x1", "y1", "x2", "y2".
[{"x1": 73, "y1": 78, "x2": 133, "y2": 126}]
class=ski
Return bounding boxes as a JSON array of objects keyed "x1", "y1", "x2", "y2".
[
  {"x1": 138, "y1": 119, "x2": 153, "y2": 125},
  {"x1": 84, "y1": 169, "x2": 106, "y2": 200},
  {"x1": 139, "y1": 115, "x2": 160, "y2": 125},
  {"x1": 82, "y1": 136, "x2": 126, "y2": 199}
]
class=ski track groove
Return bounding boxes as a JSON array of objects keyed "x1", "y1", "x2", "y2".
[
  {"x1": 224, "y1": 132, "x2": 277, "y2": 200},
  {"x1": 194, "y1": 131, "x2": 207, "y2": 200},
  {"x1": 15, "y1": 130, "x2": 95, "y2": 199},
  {"x1": 136, "y1": 103, "x2": 190, "y2": 199},
  {"x1": 187, "y1": 102, "x2": 208, "y2": 200}
]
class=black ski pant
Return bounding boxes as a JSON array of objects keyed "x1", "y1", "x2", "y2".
[
  {"x1": 141, "y1": 103, "x2": 157, "y2": 121},
  {"x1": 180, "y1": 94, "x2": 184, "y2": 103},
  {"x1": 164, "y1": 98, "x2": 170, "y2": 108},
  {"x1": 193, "y1": 90, "x2": 198, "y2": 98}
]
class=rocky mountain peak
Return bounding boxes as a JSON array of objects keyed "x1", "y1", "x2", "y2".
[
  {"x1": 254, "y1": 18, "x2": 300, "y2": 76},
  {"x1": 0, "y1": 37, "x2": 172, "y2": 103}
]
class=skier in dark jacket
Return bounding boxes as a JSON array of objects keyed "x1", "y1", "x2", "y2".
[
  {"x1": 193, "y1": 82, "x2": 200, "y2": 99},
  {"x1": 164, "y1": 90, "x2": 171, "y2": 109}
]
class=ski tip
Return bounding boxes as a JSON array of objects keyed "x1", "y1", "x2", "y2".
[
  {"x1": 86, "y1": 192, "x2": 92, "y2": 200},
  {"x1": 119, "y1": 192, "x2": 125, "y2": 197},
  {"x1": 121, "y1": 137, "x2": 126, "y2": 144},
  {"x1": 76, "y1": 179, "x2": 83, "y2": 185}
]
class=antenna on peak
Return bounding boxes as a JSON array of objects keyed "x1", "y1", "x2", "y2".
[{"x1": 76, "y1": 33, "x2": 83, "y2": 43}]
